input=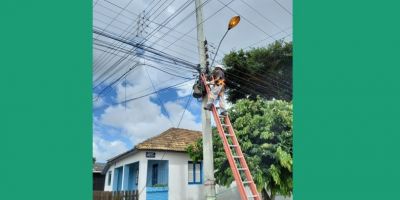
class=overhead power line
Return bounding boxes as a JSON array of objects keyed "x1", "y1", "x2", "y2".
[
  {"x1": 97, "y1": 1, "x2": 200, "y2": 46},
  {"x1": 272, "y1": 0, "x2": 292, "y2": 15},
  {"x1": 92, "y1": 28, "x2": 197, "y2": 86},
  {"x1": 93, "y1": 0, "x2": 135, "y2": 42},
  {"x1": 93, "y1": 13, "x2": 200, "y2": 61},
  {"x1": 239, "y1": 0, "x2": 288, "y2": 34},
  {"x1": 93, "y1": 34, "x2": 197, "y2": 90},
  {"x1": 101, "y1": 78, "x2": 196, "y2": 107},
  {"x1": 150, "y1": 0, "x2": 212, "y2": 48},
  {"x1": 94, "y1": 62, "x2": 141, "y2": 100},
  {"x1": 144, "y1": 66, "x2": 175, "y2": 127},
  {"x1": 136, "y1": 0, "x2": 194, "y2": 47},
  {"x1": 177, "y1": 90, "x2": 194, "y2": 128},
  {"x1": 244, "y1": 28, "x2": 292, "y2": 49},
  {"x1": 93, "y1": 28, "x2": 197, "y2": 69},
  {"x1": 217, "y1": 0, "x2": 275, "y2": 40},
  {"x1": 94, "y1": 35, "x2": 198, "y2": 71},
  {"x1": 162, "y1": 0, "x2": 235, "y2": 51},
  {"x1": 226, "y1": 72, "x2": 292, "y2": 98}
]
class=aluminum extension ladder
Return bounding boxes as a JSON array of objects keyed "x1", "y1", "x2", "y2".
[{"x1": 201, "y1": 74, "x2": 260, "y2": 200}]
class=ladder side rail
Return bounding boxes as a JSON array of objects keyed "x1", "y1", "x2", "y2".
[
  {"x1": 200, "y1": 74, "x2": 211, "y2": 95},
  {"x1": 201, "y1": 73, "x2": 259, "y2": 200},
  {"x1": 225, "y1": 117, "x2": 261, "y2": 199},
  {"x1": 211, "y1": 106, "x2": 248, "y2": 200}
]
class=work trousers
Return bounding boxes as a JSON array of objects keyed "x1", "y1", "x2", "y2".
[{"x1": 207, "y1": 84, "x2": 226, "y2": 112}]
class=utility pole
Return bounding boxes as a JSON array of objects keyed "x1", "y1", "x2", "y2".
[{"x1": 194, "y1": 0, "x2": 216, "y2": 199}]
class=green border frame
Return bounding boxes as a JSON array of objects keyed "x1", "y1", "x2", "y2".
[
  {"x1": 1, "y1": 0, "x2": 92, "y2": 199},
  {"x1": 294, "y1": 1, "x2": 400, "y2": 199},
  {"x1": 1, "y1": 0, "x2": 400, "y2": 199}
]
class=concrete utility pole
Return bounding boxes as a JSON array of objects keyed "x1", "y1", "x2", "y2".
[{"x1": 194, "y1": 0, "x2": 216, "y2": 199}]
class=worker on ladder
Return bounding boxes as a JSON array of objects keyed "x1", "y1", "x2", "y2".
[{"x1": 204, "y1": 64, "x2": 228, "y2": 116}]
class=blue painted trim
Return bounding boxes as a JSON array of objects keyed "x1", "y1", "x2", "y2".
[
  {"x1": 147, "y1": 160, "x2": 168, "y2": 187},
  {"x1": 146, "y1": 187, "x2": 169, "y2": 192},
  {"x1": 200, "y1": 161, "x2": 203, "y2": 184},
  {"x1": 188, "y1": 161, "x2": 194, "y2": 184},
  {"x1": 188, "y1": 161, "x2": 203, "y2": 185},
  {"x1": 146, "y1": 187, "x2": 168, "y2": 200},
  {"x1": 112, "y1": 166, "x2": 124, "y2": 191},
  {"x1": 123, "y1": 161, "x2": 139, "y2": 191},
  {"x1": 107, "y1": 171, "x2": 112, "y2": 186}
]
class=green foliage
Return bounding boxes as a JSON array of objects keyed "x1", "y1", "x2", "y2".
[
  {"x1": 152, "y1": 184, "x2": 168, "y2": 187},
  {"x1": 186, "y1": 98, "x2": 292, "y2": 199},
  {"x1": 223, "y1": 41, "x2": 292, "y2": 103},
  {"x1": 186, "y1": 138, "x2": 203, "y2": 162}
]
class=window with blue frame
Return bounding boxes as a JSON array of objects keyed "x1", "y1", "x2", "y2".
[
  {"x1": 188, "y1": 161, "x2": 202, "y2": 184},
  {"x1": 107, "y1": 171, "x2": 112, "y2": 186},
  {"x1": 152, "y1": 164, "x2": 158, "y2": 186},
  {"x1": 135, "y1": 168, "x2": 139, "y2": 185}
]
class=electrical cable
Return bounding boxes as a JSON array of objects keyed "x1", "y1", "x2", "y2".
[
  {"x1": 216, "y1": 0, "x2": 275, "y2": 40},
  {"x1": 144, "y1": 65, "x2": 175, "y2": 127},
  {"x1": 93, "y1": 37, "x2": 197, "y2": 90},
  {"x1": 112, "y1": 78, "x2": 195, "y2": 106},
  {"x1": 239, "y1": 0, "x2": 288, "y2": 35},
  {"x1": 272, "y1": 0, "x2": 292, "y2": 15},
  {"x1": 162, "y1": 0, "x2": 235, "y2": 51},
  {"x1": 177, "y1": 90, "x2": 194, "y2": 128},
  {"x1": 92, "y1": 29, "x2": 198, "y2": 87},
  {"x1": 244, "y1": 31, "x2": 292, "y2": 50}
]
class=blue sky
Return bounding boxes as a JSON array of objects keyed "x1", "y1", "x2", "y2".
[
  {"x1": 93, "y1": 0, "x2": 292, "y2": 162},
  {"x1": 93, "y1": 65, "x2": 202, "y2": 162}
]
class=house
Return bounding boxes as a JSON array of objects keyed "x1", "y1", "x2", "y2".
[
  {"x1": 102, "y1": 128, "x2": 204, "y2": 200},
  {"x1": 93, "y1": 162, "x2": 106, "y2": 191}
]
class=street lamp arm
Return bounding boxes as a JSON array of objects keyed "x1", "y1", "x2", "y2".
[{"x1": 210, "y1": 29, "x2": 229, "y2": 70}]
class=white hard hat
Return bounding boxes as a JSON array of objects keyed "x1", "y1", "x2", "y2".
[{"x1": 214, "y1": 64, "x2": 226, "y2": 70}]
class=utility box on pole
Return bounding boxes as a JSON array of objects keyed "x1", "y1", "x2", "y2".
[{"x1": 194, "y1": 0, "x2": 216, "y2": 199}]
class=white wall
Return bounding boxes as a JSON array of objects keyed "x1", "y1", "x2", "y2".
[
  {"x1": 103, "y1": 150, "x2": 203, "y2": 200},
  {"x1": 104, "y1": 151, "x2": 148, "y2": 200},
  {"x1": 166, "y1": 151, "x2": 204, "y2": 200},
  {"x1": 103, "y1": 150, "x2": 293, "y2": 200}
]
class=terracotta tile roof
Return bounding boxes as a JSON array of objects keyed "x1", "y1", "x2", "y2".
[
  {"x1": 102, "y1": 128, "x2": 202, "y2": 174},
  {"x1": 93, "y1": 162, "x2": 106, "y2": 172},
  {"x1": 135, "y1": 128, "x2": 202, "y2": 152}
]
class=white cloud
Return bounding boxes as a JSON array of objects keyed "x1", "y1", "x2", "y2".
[
  {"x1": 93, "y1": 0, "x2": 292, "y2": 163},
  {"x1": 93, "y1": 68, "x2": 201, "y2": 162},
  {"x1": 176, "y1": 80, "x2": 195, "y2": 97},
  {"x1": 93, "y1": 133, "x2": 129, "y2": 163},
  {"x1": 166, "y1": 6, "x2": 176, "y2": 14},
  {"x1": 99, "y1": 93, "x2": 201, "y2": 145},
  {"x1": 100, "y1": 96, "x2": 169, "y2": 142},
  {"x1": 93, "y1": 94, "x2": 106, "y2": 108},
  {"x1": 165, "y1": 101, "x2": 201, "y2": 130}
]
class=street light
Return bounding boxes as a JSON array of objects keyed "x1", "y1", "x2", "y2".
[
  {"x1": 209, "y1": 16, "x2": 240, "y2": 69},
  {"x1": 228, "y1": 16, "x2": 240, "y2": 30}
]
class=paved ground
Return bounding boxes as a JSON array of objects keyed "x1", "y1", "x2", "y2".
[{"x1": 216, "y1": 185, "x2": 292, "y2": 200}]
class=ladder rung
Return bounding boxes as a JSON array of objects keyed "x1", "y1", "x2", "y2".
[
  {"x1": 243, "y1": 181, "x2": 253, "y2": 184},
  {"x1": 247, "y1": 195, "x2": 259, "y2": 199},
  {"x1": 237, "y1": 168, "x2": 248, "y2": 171},
  {"x1": 233, "y1": 155, "x2": 243, "y2": 158},
  {"x1": 229, "y1": 145, "x2": 238, "y2": 148},
  {"x1": 221, "y1": 124, "x2": 230, "y2": 127},
  {"x1": 224, "y1": 134, "x2": 233, "y2": 137}
]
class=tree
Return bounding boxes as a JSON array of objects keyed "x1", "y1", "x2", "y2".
[
  {"x1": 187, "y1": 98, "x2": 292, "y2": 200},
  {"x1": 223, "y1": 41, "x2": 292, "y2": 103}
]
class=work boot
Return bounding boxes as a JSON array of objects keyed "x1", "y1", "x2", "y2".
[
  {"x1": 204, "y1": 103, "x2": 213, "y2": 111},
  {"x1": 220, "y1": 109, "x2": 228, "y2": 116}
]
